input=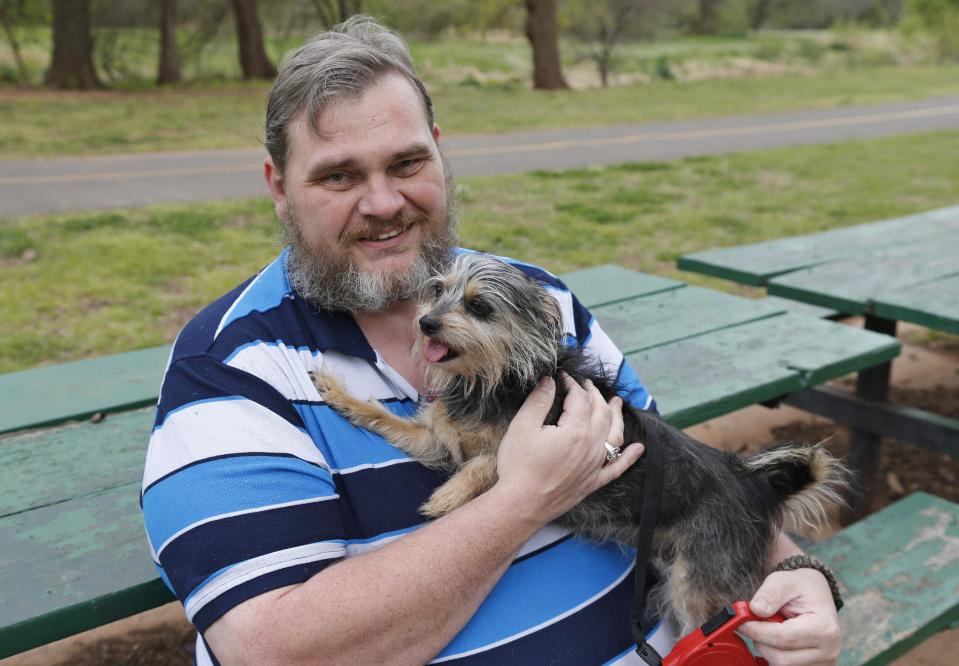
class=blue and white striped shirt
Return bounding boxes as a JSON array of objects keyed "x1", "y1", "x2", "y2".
[{"x1": 142, "y1": 248, "x2": 671, "y2": 664}]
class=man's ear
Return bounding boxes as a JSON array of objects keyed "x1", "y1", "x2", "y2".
[
  {"x1": 264, "y1": 156, "x2": 287, "y2": 220},
  {"x1": 432, "y1": 124, "x2": 441, "y2": 144}
]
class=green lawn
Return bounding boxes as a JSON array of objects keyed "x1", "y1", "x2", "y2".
[
  {"x1": 2, "y1": 129, "x2": 957, "y2": 373},
  {"x1": 2, "y1": 63, "x2": 958, "y2": 158}
]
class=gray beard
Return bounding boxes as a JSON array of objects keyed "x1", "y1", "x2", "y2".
[{"x1": 283, "y1": 197, "x2": 458, "y2": 314}]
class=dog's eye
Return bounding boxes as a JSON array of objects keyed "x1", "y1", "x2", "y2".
[
  {"x1": 432, "y1": 283, "x2": 444, "y2": 299},
  {"x1": 466, "y1": 298, "x2": 491, "y2": 318}
]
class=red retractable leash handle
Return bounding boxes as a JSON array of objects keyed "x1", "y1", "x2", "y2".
[{"x1": 661, "y1": 601, "x2": 785, "y2": 666}]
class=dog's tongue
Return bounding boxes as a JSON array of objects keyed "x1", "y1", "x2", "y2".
[{"x1": 423, "y1": 339, "x2": 449, "y2": 363}]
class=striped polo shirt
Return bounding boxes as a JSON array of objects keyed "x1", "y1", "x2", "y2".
[{"x1": 141, "y1": 247, "x2": 671, "y2": 664}]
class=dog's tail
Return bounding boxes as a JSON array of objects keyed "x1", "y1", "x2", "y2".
[{"x1": 742, "y1": 442, "x2": 849, "y2": 533}]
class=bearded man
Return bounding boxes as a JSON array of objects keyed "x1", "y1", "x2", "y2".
[{"x1": 141, "y1": 16, "x2": 840, "y2": 666}]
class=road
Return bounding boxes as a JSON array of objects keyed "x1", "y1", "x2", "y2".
[{"x1": 2, "y1": 95, "x2": 958, "y2": 216}]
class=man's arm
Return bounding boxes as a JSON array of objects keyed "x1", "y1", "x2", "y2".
[
  {"x1": 738, "y1": 531, "x2": 841, "y2": 665},
  {"x1": 206, "y1": 376, "x2": 644, "y2": 665}
]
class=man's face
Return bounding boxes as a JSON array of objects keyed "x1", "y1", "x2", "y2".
[{"x1": 268, "y1": 72, "x2": 456, "y2": 312}]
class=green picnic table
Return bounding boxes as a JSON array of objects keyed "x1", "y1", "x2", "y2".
[
  {"x1": 2, "y1": 264, "x2": 957, "y2": 665},
  {"x1": 678, "y1": 205, "x2": 959, "y2": 520}
]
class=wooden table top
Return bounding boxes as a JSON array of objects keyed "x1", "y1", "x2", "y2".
[{"x1": 677, "y1": 205, "x2": 959, "y2": 333}]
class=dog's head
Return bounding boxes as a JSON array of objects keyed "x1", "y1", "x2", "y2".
[{"x1": 413, "y1": 253, "x2": 563, "y2": 395}]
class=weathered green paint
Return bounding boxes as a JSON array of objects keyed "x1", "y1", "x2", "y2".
[
  {"x1": 677, "y1": 206, "x2": 959, "y2": 286},
  {"x1": 0, "y1": 407, "x2": 154, "y2": 516},
  {"x1": 768, "y1": 240, "x2": 959, "y2": 318},
  {"x1": 593, "y1": 285, "x2": 784, "y2": 354},
  {"x1": 872, "y1": 274, "x2": 959, "y2": 335},
  {"x1": 640, "y1": 313, "x2": 899, "y2": 428},
  {"x1": 0, "y1": 482, "x2": 174, "y2": 658},
  {"x1": 634, "y1": 339, "x2": 802, "y2": 428},
  {"x1": 560, "y1": 264, "x2": 682, "y2": 308},
  {"x1": 806, "y1": 492, "x2": 959, "y2": 666},
  {"x1": 757, "y1": 295, "x2": 839, "y2": 320},
  {"x1": 0, "y1": 345, "x2": 170, "y2": 434}
]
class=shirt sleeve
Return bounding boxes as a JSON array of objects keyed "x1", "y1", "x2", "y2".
[
  {"x1": 552, "y1": 280, "x2": 658, "y2": 415},
  {"x1": 141, "y1": 352, "x2": 346, "y2": 632}
]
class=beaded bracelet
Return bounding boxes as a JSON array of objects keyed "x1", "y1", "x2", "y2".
[{"x1": 772, "y1": 554, "x2": 844, "y2": 611}]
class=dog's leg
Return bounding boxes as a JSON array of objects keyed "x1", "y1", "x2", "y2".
[
  {"x1": 420, "y1": 453, "x2": 498, "y2": 518},
  {"x1": 311, "y1": 367, "x2": 449, "y2": 467}
]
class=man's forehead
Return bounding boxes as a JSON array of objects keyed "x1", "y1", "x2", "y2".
[{"x1": 286, "y1": 74, "x2": 434, "y2": 168}]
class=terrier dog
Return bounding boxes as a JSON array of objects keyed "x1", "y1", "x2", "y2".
[{"x1": 311, "y1": 253, "x2": 847, "y2": 633}]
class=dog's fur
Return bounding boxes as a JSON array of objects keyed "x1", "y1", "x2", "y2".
[{"x1": 311, "y1": 253, "x2": 848, "y2": 633}]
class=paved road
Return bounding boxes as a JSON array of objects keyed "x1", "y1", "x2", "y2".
[{"x1": 2, "y1": 95, "x2": 958, "y2": 217}]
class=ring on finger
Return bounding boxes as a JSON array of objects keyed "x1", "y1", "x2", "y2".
[{"x1": 604, "y1": 441, "x2": 622, "y2": 464}]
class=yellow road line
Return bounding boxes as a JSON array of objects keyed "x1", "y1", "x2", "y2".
[
  {"x1": 2, "y1": 104, "x2": 957, "y2": 186},
  {"x1": 0, "y1": 163, "x2": 254, "y2": 186},
  {"x1": 445, "y1": 105, "x2": 959, "y2": 157}
]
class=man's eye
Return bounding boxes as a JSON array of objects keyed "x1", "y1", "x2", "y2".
[
  {"x1": 321, "y1": 172, "x2": 352, "y2": 187},
  {"x1": 395, "y1": 158, "x2": 424, "y2": 175}
]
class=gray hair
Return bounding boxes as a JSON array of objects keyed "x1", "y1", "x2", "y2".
[{"x1": 264, "y1": 15, "x2": 434, "y2": 174}]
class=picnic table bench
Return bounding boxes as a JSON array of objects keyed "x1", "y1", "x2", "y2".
[
  {"x1": 2, "y1": 264, "x2": 957, "y2": 665},
  {"x1": 677, "y1": 205, "x2": 959, "y2": 519}
]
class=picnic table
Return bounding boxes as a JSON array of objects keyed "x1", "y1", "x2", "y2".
[
  {"x1": 2, "y1": 264, "x2": 957, "y2": 665},
  {"x1": 677, "y1": 205, "x2": 959, "y2": 519}
]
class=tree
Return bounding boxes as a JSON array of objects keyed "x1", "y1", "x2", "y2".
[
  {"x1": 44, "y1": 0, "x2": 99, "y2": 89},
  {"x1": 309, "y1": 0, "x2": 361, "y2": 28},
  {"x1": 691, "y1": 0, "x2": 722, "y2": 34},
  {"x1": 0, "y1": 0, "x2": 32, "y2": 85},
  {"x1": 749, "y1": 0, "x2": 775, "y2": 31},
  {"x1": 158, "y1": 0, "x2": 182, "y2": 84},
  {"x1": 231, "y1": 0, "x2": 276, "y2": 79},
  {"x1": 524, "y1": 0, "x2": 567, "y2": 89}
]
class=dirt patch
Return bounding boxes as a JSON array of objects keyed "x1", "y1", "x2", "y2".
[{"x1": 5, "y1": 329, "x2": 958, "y2": 665}]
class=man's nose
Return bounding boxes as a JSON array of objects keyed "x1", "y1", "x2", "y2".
[{"x1": 357, "y1": 176, "x2": 405, "y2": 220}]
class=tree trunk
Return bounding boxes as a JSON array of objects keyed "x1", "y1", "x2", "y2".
[
  {"x1": 524, "y1": 0, "x2": 567, "y2": 90},
  {"x1": 158, "y1": 0, "x2": 182, "y2": 84},
  {"x1": 750, "y1": 0, "x2": 773, "y2": 31},
  {"x1": 44, "y1": 0, "x2": 100, "y2": 89},
  {"x1": 0, "y1": 3, "x2": 30, "y2": 85},
  {"x1": 693, "y1": 0, "x2": 722, "y2": 35},
  {"x1": 231, "y1": 0, "x2": 276, "y2": 80}
]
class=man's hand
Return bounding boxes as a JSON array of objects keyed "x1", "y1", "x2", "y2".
[
  {"x1": 739, "y1": 568, "x2": 840, "y2": 666},
  {"x1": 494, "y1": 374, "x2": 645, "y2": 524}
]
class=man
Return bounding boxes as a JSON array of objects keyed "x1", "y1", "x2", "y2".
[{"x1": 142, "y1": 16, "x2": 840, "y2": 665}]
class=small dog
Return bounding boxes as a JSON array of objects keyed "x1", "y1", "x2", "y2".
[{"x1": 312, "y1": 253, "x2": 847, "y2": 633}]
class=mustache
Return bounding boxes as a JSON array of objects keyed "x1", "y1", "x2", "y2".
[{"x1": 342, "y1": 208, "x2": 426, "y2": 245}]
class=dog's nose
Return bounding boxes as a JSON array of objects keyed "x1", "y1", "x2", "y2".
[{"x1": 419, "y1": 316, "x2": 441, "y2": 336}]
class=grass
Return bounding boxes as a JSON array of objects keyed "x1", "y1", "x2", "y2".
[
  {"x1": 2, "y1": 129, "x2": 957, "y2": 373},
  {"x1": 1, "y1": 63, "x2": 958, "y2": 158}
]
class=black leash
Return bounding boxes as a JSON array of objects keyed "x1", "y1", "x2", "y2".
[{"x1": 632, "y1": 427, "x2": 666, "y2": 665}]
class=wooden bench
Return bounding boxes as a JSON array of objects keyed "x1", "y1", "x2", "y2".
[{"x1": 3, "y1": 264, "x2": 953, "y2": 665}]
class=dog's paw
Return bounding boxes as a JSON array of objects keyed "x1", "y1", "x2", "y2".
[
  {"x1": 310, "y1": 366, "x2": 349, "y2": 405},
  {"x1": 419, "y1": 486, "x2": 468, "y2": 519}
]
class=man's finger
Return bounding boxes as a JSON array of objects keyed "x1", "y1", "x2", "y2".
[
  {"x1": 749, "y1": 571, "x2": 798, "y2": 618},
  {"x1": 596, "y1": 442, "x2": 644, "y2": 486},
  {"x1": 606, "y1": 396, "x2": 624, "y2": 446},
  {"x1": 511, "y1": 376, "x2": 556, "y2": 429},
  {"x1": 556, "y1": 373, "x2": 590, "y2": 427},
  {"x1": 738, "y1": 615, "x2": 816, "y2": 650}
]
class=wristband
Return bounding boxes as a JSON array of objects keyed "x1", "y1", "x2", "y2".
[{"x1": 772, "y1": 554, "x2": 843, "y2": 612}]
